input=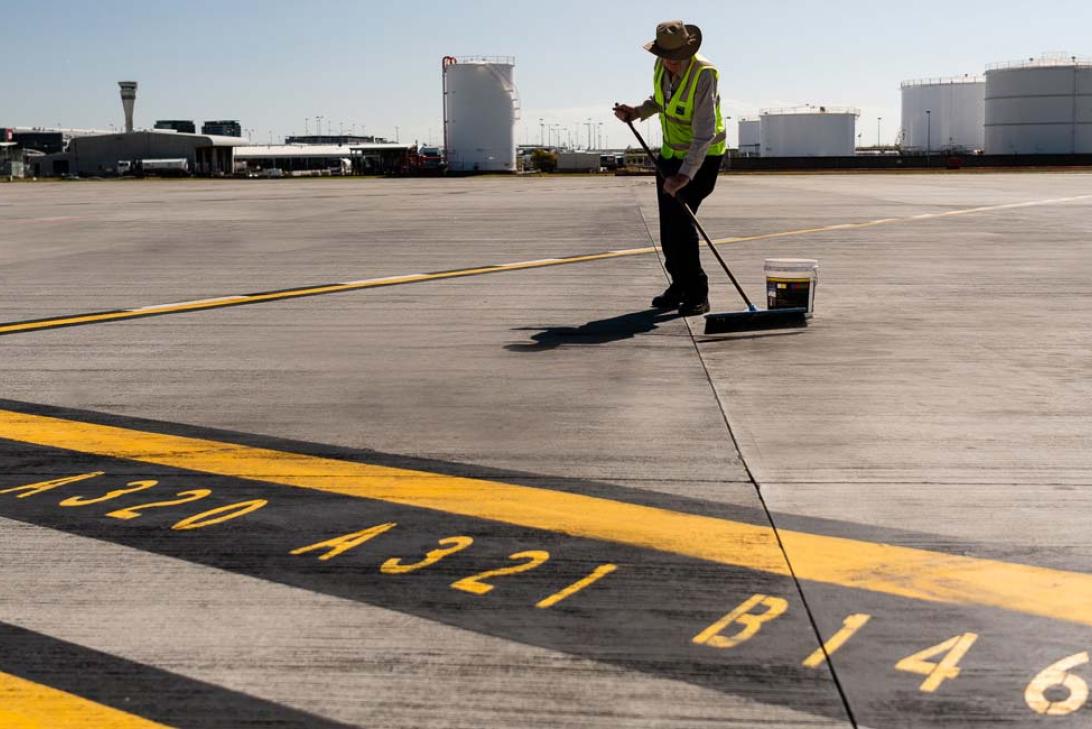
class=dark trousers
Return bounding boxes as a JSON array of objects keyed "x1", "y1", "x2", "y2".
[{"x1": 656, "y1": 154, "x2": 723, "y2": 300}]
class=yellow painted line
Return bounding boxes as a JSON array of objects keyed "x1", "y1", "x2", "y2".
[
  {"x1": 2, "y1": 192, "x2": 1090, "y2": 337},
  {"x1": 131, "y1": 295, "x2": 249, "y2": 312},
  {"x1": 0, "y1": 670, "x2": 171, "y2": 729},
  {"x1": 3, "y1": 408, "x2": 1092, "y2": 628}
]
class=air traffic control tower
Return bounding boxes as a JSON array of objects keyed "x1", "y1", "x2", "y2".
[{"x1": 118, "y1": 81, "x2": 137, "y2": 133}]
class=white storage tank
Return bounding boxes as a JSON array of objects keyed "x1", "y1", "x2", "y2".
[
  {"x1": 442, "y1": 56, "x2": 519, "y2": 172},
  {"x1": 900, "y1": 76, "x2": 984, "y2": 152},
  {"x1": 985, "y1": 55, "x2": 1092, "y2": 154},
  {"x1": 759, "y1": 107, "x2": 858, "y2": 157},
  {"x1": 738, "y1": 118, "x2": 761, "y2": 157}
]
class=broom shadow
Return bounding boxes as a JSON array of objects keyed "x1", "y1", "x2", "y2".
[{"x1": 505, "y1": 308, "x2": 682, "y2": 352}]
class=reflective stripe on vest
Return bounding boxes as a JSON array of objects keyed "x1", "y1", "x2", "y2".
[{"x1": 653, "y1": 54, "x2": 727, "y2": 160}]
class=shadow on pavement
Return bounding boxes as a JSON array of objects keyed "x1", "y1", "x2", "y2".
[{"x1": 506, "y1": 308, "x2": 683, "y2": 352}]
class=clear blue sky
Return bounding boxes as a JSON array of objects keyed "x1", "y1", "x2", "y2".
[{"x1": 7, "y1": 0, "x2": 1092, "y2": 147}]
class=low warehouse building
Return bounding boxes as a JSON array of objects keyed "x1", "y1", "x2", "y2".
[
  {"x1": 31, "y1": 130, "x2": 246, "y2": 177},
  {"x1": 234, "y1": 143, "x2": 412, "y2": 175},
  {"x1": 1, "y1": 141, "x2": 26, "y2": 178}
]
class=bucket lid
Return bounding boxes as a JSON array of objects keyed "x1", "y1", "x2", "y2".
[{"x1": 765, "y1": 257, "x2": 818, "y2": 272}]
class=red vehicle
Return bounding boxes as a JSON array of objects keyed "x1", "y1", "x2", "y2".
[
  {"x1": 417, "y1": 146, "x2": 444, "y2": 172},
  {"x1": 396, "y1": 145, "x2": 446, "y2": 175}
]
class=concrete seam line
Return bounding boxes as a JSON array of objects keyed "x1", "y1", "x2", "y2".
[
  {"x1": 647, "y1": 187, "x2": 859, "y2": 727},
  {"x1": 685, "y1": 321, "x2": 860, "y2": 728}
]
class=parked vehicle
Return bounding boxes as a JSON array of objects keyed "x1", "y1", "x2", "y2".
[
  {"x1": 418, "y1": 146, "x2": 444, "y2": 172},
  {"x1": 139, "y1": 158, "x2": 190, "y2": 177}
]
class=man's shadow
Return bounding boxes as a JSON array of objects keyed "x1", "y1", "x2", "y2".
[{"x1": 506, "y1": 308, "x2": 682, "y2": 352}]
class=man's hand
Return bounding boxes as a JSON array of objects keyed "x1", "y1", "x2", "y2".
[
  {"x1": 663, "y1": 173, "x2": 690, "y2": 197},
  {"x1": 613, "y1": 104, "x2": 638, "y2": 122}
]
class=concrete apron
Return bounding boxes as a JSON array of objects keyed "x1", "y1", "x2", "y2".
[
  {"x1": 0, "y1": 178, "x2": 850, "y2": 728},
  {"x1": 2, "y1": 174, "x2": 1091, "y2": 726}
]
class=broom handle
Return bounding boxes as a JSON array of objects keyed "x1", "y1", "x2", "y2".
[{"x1": 623, "y1": 118, "x2": 756, "y2": 311}]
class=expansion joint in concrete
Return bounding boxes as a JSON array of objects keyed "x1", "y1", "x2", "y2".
[{"x1": 632, "y1": 191, "x2": 859, "y2": 728}]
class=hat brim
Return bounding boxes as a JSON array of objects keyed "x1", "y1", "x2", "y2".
[{"x1": 643, "y1": 24, "x2": 702, "y2": 61}]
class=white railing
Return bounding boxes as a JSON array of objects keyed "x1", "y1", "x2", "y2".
[
  {"x1": 454, "y1": 55, "x2": 515, "y2": 65},
  {"x1": 760, "y1": 105, "x2": 860, "y2": 116},
  {"x1": 987, "y1": 53, "x2": 1092, "y2": 70},
  {"x1": 900, "y1": 75, "x2": 983, "y2": 88}
]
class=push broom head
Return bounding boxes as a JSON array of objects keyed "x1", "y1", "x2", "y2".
[{"x1": 704, "y1": 307, "x2": 809, "y2": 335}]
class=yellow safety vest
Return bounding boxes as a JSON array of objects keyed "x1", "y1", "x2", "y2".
[{"x1": 653, "y1": 54, "x2": 727, "y2": 160}]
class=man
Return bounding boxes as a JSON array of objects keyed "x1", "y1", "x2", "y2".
[{"x1": 615, "y1": 20, "x2": 727, "y2": 316}]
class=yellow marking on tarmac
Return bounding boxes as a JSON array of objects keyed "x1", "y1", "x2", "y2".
[
  {"x1": 802, "y1": 613, "x2": 872, "y2": 668},
  {"x1": 0, "y1": 670, "x2": 171, "y2": 729},
  {"x1": 536, "y1": 563, "x2": 619, "y2": 608},
  {"x1": 1025, "y1": 652, "x2": 1090, "y2": 716},
  {"x1": 693, "y1": 593, "x2": 790, "y2": 649},
  {"x1": 2, "y1": 193, "x2": 1091, "y2": 337},
  {"x1": 895, "y1": 632, "x2": 979, "y2": 693},
  {"x1": 131, "y1": 295, "x2": 248, "y2": 312},
  {"x1": 4, "y1": 409, "x2": 1092, "y2": 627}
]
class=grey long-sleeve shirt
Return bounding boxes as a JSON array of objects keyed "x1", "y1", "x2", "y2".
[{"x1": 634, "y1": 62, "x2": 719, "y2": 180}]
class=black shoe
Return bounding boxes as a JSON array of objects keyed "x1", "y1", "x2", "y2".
[
  {"x1": 651, "y1": 285, "x2": 684, "y2": 310},
  {"x1": 678, "y1": 297, "x2": 710, "y2": 316}
]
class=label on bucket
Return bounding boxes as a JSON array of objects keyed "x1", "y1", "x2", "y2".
[
  {"x1": 765, "y1": 258, "x2": 818, "y2": 315},
  {"x1": 767, "y1": 278, "x2": 811, "y2": 310}
]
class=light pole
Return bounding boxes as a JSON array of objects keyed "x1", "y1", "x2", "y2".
[
  {"x1": 395, "y1": 125, "x2": 400, "y2": 142},
  {"x1": 925, "y1": 109, "x2": 932, "y2": 156},
  {"x1": 304, "y1": 118, "x2": 309, "y2": 135},
  {"x1": 539, "y1": 118, "x2": 544, "y2": 146},
  {"x1": 877, "y1": 117, "x2": 882, "y2": 147}
]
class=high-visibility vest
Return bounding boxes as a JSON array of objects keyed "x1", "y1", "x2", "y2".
[{"x1": 653, "y1": 54, "x2": 727, "y2": 160}]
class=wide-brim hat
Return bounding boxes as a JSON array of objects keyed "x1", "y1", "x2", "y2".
[{"x1": 643, "y1": 20, "x2": 702, "y2": 61}]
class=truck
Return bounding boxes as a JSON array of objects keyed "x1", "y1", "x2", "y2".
[
  {"x1": 139, "y1": 158, "x2": 190, "y2": 177},
  {"x1": 417, "y1": 146, "x2": 444, "y2": 172},
  {"x1": 557, "y1": 152, "x2": 601, "y2": 173}
]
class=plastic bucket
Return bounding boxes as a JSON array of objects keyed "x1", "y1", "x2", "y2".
[{"x1": 765, "y1": 258, "x2": 819, "y2": 315}]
